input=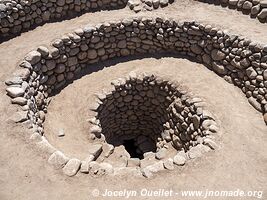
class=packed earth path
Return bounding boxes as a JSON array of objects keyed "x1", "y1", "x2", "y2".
[{"x1": 0, "y1": 0, "x2": 267, "y2": 200}]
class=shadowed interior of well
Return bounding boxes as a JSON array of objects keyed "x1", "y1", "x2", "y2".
[
  {"x1": 95, "y1": 74, "x2": 178, "y2": 158},
  {"x1": 123, "y1": 139, "x2": 145, "y2": 159},
  {"x1": 91, "y1": 72, "x2": 217, "y2": 161}
]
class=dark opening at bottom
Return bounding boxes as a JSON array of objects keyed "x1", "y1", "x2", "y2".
[{"x1": 123, "y1": 139, "x2": 144, "y2": 160}]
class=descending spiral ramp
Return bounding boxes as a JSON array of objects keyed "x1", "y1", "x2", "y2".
[{"x1": 0, "y1": 0, "x2": 266, "y2": 199}]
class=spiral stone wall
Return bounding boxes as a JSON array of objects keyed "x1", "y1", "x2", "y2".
[
  {"x1": 91, "y1": 72, "x2": 219, "y2": 151},
  {"x1": 195, "y1": 0, "x2": 267, "y2": 23},
  {"x1": 0, "y1": 0, "x2": 174, "y2": 39},
  {"x1": 86, "y1": 73, "x2": 219, "y2": 177},
  {"x1": 5, "y1": 16, "x2": 267, "y2": 176},
  {"x1": 0, "y1": 0, "x2": 128, "y2": 38}
]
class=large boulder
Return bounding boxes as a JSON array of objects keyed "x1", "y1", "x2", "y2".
[
  {"x1": 246, "y1": 67, "x2": 257, "y2": 79},
  {"x1": 211, "y1": 49, "x2": 226, "y2": 61},
  {"x1": 63, "y1": 159, "x2": 81, "y2": 177},
  {"x1": 173, "y1": 150, "x2": 187, "y2": 166},
  {"x1": 242, "y1": 1, "x2": 252, "y2": 10},
  {"x1": 11, "y1": 97, "x2": 27, "y2": 106},
  {"x1": 6, "y1": 87, "x2": 25, "y2": 98},
  {"x1": 48, "y1": 151, "x2": 69, "y2": 169},
  {"x1": 212, "y1": 62, "x2": 227, "y2": 75},
  {"x1": 257, "y1": 8, "x2": 267, "y2": 19},
  {"x1": 248, "y1": 97, "x2": 262, "y2": 112},
  {"x1": 25, "y1": 51, "x2": 41, "y2": 65}
]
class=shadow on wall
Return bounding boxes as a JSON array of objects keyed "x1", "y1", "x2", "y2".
[
  {"x1": 195, "y1": 0, "x2": 267, "y2": 23},
  {"x1": 5, "y1": 17, "x2": 267, "y2": 136},
  {"x1": 0, "y1": 0, "x2": 128, "y2": 43},
  {"x1": 50, "y1": 53, "x2": 196, "y2": 95}
]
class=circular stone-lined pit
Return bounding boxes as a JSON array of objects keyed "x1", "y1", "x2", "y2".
[{"x1": 86, "y1": 72, "x2": 220, "y2": 178}]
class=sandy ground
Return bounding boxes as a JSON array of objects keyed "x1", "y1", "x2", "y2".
[{"x1": 0, "y1": 1, "x2": 267, "y2": 200}]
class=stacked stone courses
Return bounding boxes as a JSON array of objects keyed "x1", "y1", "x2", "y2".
[
  {"x1": 5, "y1": 16, "x2": 267, "y2": 176},
  {"x1": 196, "y1": 0, "x2": 267, "y2": 23}
]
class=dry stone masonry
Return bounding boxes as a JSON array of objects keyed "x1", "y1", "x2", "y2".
[
  {"x1": 196, "y1": 0, "x2": 267, "y2": 23},
  {"x1": 0, "y1": 0, "x2": 174, "y2": 40},
  {"x1": 127, "y1": 0, "x2": 174, "y2": 13},
  {"x1": 0, "y1": 0, "x2": 128, "y2": 39},
  {"x1": 85, "y1": 72, "x2": 219, "y2": 178},
  {"x1": 4, "y1": 16, "x2": 267, "y2": 177}
]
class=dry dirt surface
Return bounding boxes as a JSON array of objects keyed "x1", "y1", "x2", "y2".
[{"x1": 0, "y1": 1, "x2": 267, "y2": 200}]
